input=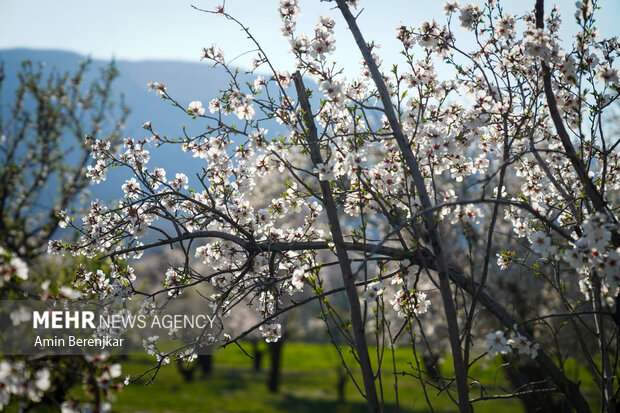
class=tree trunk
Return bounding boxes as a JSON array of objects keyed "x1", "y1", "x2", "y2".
[
  {"x1": 336, "y1": 366, "x2": 347, "y2": 402},
  {"x1": 197, "y1": 354, "x2": 213, "y2": 377},
  {"x1": 268, "y1": 339, "x2": 284, "y2": 393},
  {"x1": 422, "y1": 353, "x2": 441, "y2": 383},
  {"x1": 177, "y1": 361, "x2": 195, "y2": 382},
  {"x1": 252, "y1": 340, "x2": 263, "y2": 372},
  {"x1": 293, "y1": 72, "x2": 381, "y2": 413}
]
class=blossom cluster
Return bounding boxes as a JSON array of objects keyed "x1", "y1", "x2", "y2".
[
  {"x1": 0, "y1": 361, "x2": 50, "y2": 410},
  {"x1": 0, "y1": 247, "x2": 29, "y2": 287},
  {"x1": 59, "y1": 354, "x2": 122, "y2": 413},
  {"x1": 486, "y1": 328, "x2": 540, "y2": 359}
]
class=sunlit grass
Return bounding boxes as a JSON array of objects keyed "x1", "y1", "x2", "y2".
[{"x1": 113, "y1": 342, "x2": 527, "y2": 413}]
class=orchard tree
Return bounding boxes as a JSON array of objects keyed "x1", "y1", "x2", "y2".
[
  {"x1": 51, "y1": 0, "x2": 619, "y2": 412},
  {"x1": 0, "y1": 59, "x2": 128, "y2": 411},
  {"x1": 0, "y1": 59, "x2": 129, "y2": 261}
]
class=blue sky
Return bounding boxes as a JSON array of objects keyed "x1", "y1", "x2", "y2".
[{"x1": 1, "y1": 0, "x2": 618, "y2": 79}]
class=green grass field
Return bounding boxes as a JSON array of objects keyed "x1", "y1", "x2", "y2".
[{"x1": 112, "y1": 342, "x2": 529, "y2": 413}]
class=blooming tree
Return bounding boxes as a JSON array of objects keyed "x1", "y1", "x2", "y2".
[
  {"x1": 0, "y1": 59, "x2": 129, "y2": 261},
  {"x1": 51, "y1": 0, "x2": 619, "y2": 412},
  {"x1": 0, "y1": 59, "x2": 128, "y2": 411}
]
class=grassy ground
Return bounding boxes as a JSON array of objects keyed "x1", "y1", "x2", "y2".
[{"x1": 111, "y1": 342, "x2": 528, "y2": 413}]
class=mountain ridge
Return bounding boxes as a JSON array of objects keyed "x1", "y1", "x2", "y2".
[{"x1": 0, "y1": 48, "x2": 255, "y2": 209}]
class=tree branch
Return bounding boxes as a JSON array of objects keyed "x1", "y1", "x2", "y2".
[{"x1": 334, "y1": 2, "x2": 471, "y2": 411}]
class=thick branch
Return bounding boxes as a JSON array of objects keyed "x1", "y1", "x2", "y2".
[
  {"x1": 334, "y1": 2, "x2": 471, "y2": 411},
  {"x1": 534, "y1": 0, "x2": 619, "y2": 248},
  {"x1": 293, "y1": 72, "x2": 381, "y2": 413}
]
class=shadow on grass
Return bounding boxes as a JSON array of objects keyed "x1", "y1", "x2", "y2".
[
  {"x1": 118, "y1": 364, "x2": 414, "y2": 413},
  {"x1": 113, "y1": 353, "x2": 527, "y2": 413},
  {"x1": 272, "y1": 393, "x2": 423, "y2": 413}
]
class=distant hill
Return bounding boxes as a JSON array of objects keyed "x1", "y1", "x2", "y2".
[
  {"x1": 0, "y1": 48, "x2": 268, "y2": 205},
  {"x1": 1, "y1": 48, "x2": 232, "y2": 136}
]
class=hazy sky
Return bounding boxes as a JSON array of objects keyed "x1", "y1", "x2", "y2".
[{"x1": 1, "y1": 0, "x2": 618, "y2": 78}]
